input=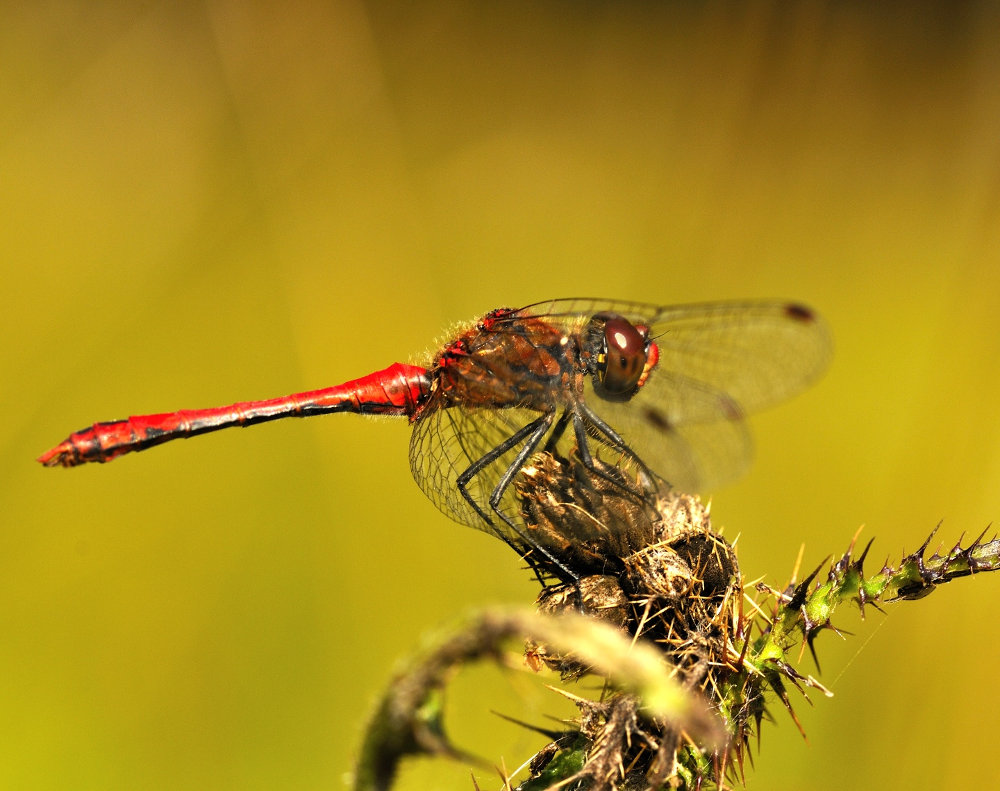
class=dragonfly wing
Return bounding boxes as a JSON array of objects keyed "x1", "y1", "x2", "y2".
[
  {"x1": 644, "y1": 300, "x2": 832, "y2": 415},
  {"x1": 582, "y1": 377, "x2": 752, "y2": 492},
  {"x1": 509, "y1": 298, "x2": 831, "y2": 416},
  {"x1": 409, "y1": 397, "x2": 554, "y2": 545},
  {"x1": 583, "y1": 300, "x2": 830, "y2": 491}
]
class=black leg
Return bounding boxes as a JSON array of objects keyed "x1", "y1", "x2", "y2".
[
  {"x1": 455, "y1": 410, "x2": 582, "y2": 585},
  {"x1": 455, "y1": 414, "x2": 551, "y2": 527},
  {"x1": 542, "y1": 409, "x2": 573, "y2": 454},
  {"x1": 575, "y1": 403, "x2": 657, "y2": 494}
]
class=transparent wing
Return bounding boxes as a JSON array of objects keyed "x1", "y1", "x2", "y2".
[
  {"x1": 582, "y1": 376, "x2": 752, "y2": 492},
  {"x1": 508, "y1": 298, "x2": 831, "y2": 410},
  {"x1": 582, "y1": 300, "x2": 831, "y2": 490},
  {"x1": 645, "y1": 300, "x2": 831, "y2": 414},
  {"x1": 511, "y1": 298, "x2": 661, "y2": 325},
  {"x1": 409, "y1": 396, "x2": 557, "y2": 543}
]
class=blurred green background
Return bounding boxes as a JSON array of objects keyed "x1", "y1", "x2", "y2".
[{"x1": 4, "y1": 2, "x2": 1000, "y2": 789}]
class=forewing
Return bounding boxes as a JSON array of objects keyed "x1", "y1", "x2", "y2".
[
  {"x1": 645, "y1": 301, "x2": 831, "y2": 414},
  {"x1": 583, "y1": 300, "x2": 831, "y2": 491},
  {"x1": 506, "y1": 299, "x2": 831, "y2": 410},
  {"x1": 502, "y1": 298, "x2": 658, "y2": 334}
]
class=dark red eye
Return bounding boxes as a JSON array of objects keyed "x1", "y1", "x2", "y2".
[{"x1": 592, "y1": 314, "x2": 649, "y2": 402}]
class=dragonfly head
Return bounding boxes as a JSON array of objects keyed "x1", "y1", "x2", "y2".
[{"x1": 588, "y1": 313, "x2": 657, "y2": 403}]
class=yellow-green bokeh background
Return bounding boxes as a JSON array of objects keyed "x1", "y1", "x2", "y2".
[{"x1": 5, "y1": 2, "x2": 1000, "y2": 788}]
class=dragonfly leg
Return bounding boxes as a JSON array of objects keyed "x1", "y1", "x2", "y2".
[
  {"x1": 575, "y1": 404, "x2": 658, "y2": 494},
  {"x1": 541, "y1": 409, "x2": 573, "y2": 454},
  {"x1": 455, "y1": 414, "x2": 550, "y2": 527},
  {"x1": 455, "y1": 411, "x2": 581, "y2": 586}
]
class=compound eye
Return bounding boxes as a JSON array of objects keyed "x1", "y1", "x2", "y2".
[{"x1": 595, "y1": 315, "x2": 648, "y2": 401}]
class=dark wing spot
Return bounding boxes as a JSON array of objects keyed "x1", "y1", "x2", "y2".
[
  {"x1": 718, "y1": 395, "x2": 745, "y2": 421},
  {"x1": 784, "y1": 303, "x2": 816, "y2": 322},
  {"x1": 643, "y1": 406, "x2": 674, "y2": 433}
]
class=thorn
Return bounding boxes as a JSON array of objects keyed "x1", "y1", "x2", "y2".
[
  {"x1": 804, "y1": 675, "x2": 834, "y2": 697},
  {"x1": 970, "y1": 525, "x2": 991, "y2": 549},
  {"x1": 767, "y1": 675, "x2": 808, "y2": 740},
  {"x1": 789, "y1": 544, "x2": 806, "y2": 586},
  {"x1": 917, "y1": 522, "x2": 943, "y2": 558},
  {"x1": 787, "y1": 561, "x2": 825, "y2": 610},
  {"x1": 806, "y1": 631, "x2": 822, "y2": 672},
  {"x1": 493, "y1": 756, "x2": 513, "y2": 791},
  {"x1": 489, "y1": 710, "x2": 564, "y2": 740},
  {"x1": 735, "y1": 633, "x2": 751, "y2": 670},
  {"x1": 855, "y1": 538, "x2": 875, "y2": 571}
]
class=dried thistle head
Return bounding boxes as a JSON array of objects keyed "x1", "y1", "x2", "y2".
[
  {"x1": 356, "y1": 446, "x2": 1000, "y2": 790},
  {"x1": 515, "y1": 450, "x2": 742, "y2": 788}
]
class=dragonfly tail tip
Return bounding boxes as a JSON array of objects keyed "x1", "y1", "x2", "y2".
[{"x1": 37, "y1": 442, "x2": 75, "y2": 468}]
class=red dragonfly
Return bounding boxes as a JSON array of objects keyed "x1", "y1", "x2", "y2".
[{"x1": 39, "y1": 299, "x2": 830, "y2": 572}]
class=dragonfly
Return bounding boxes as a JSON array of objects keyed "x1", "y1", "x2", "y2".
[{"x1": 39, "y1": 298, "x2": 830, "y2": 577}]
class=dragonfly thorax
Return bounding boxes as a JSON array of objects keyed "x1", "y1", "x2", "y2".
[{"x1": 431, "y1": 311, "x2": 583, "y2": 412}]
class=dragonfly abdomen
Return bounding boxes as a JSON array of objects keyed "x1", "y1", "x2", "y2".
[{"x1": 38, "y1": 362, "x2": 432, "y2": 467}]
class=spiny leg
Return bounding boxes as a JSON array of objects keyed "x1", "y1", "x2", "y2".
[
  {"x1": 455, "y1": 413, "x2": 551, "y2": 527},
  {"x1": 542, "y1": 409, "x2": 573, "y2": 455},
  {"x1": 574, "y1": 403, "x2": 658, "y2": 495},
  {"x1": 455, "y1": 411, "x2": 580, "y2": 585},
  {"x1": 541, "y1": 406, "x2": 654, "y2": 503}
]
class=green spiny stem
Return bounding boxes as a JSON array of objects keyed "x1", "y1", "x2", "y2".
[{"x1": 719, "y1": 526, "x2": 1000, "y2": 760}]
